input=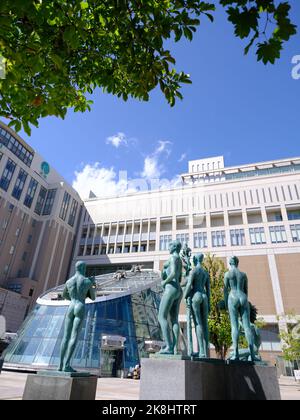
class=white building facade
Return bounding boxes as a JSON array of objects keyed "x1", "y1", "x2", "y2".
[{"x1": 72, "y1": 155, "x2": 300, "y2": 360}]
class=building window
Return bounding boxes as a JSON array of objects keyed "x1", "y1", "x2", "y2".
[
  {"x1": 68, "y1": 199, "x2": 79, "y2": 227},
  {"x1": 24, "y1": 178, "x2": 38, "y2": 209},
  {"x1": 86, "y1": 246, "x2": 92, "y2": 256},
  {"x1": 101, "y1": 247, "x2": 107, "y2": 255},
  {"x1": 269, "y1": 226, "x2": 288, "y2": 244},
  {"x1": 132, "y1": 244, "x2": 139, "y2": 253},
  {"x1": 42, "y1": 189, "x2": 57, "y2": 216},
  {"x1": 287, "y1": 209, "x2": 300, "y2": 221},
  {"x1": 12, "y1": 168, "x2": 28, "y2": 200},
  {"x1": 123, "y1": 245, "x2": 130, "y2": 254},
  {"x1": 176, "y1": 233, "x2": 189, "y2": 245},
  {"x1": 291, "y1": 225, "x2": 300, "y2": 242},
  {"x1": 0, "y1": 127, "x2": 34, "y2": 167},
  {"x1": 160, "y1": 235, "x2": 172, "y2": 251},
  {"x1": 27, "y1": 234, "x2": 32, "y2": 244},
  {"x1": 140, "y1": 243, "x2": 147, "y2": 252},
  {"x1": 0, "y1": 159, "x2": 16, "y2": 191},
  {"x1": 212, "y1": 231, "x2": 226, "y2": 247},
  {"x1": 194, "y1": 232, "x2": 208, "y2": 249},
  {"x1": 78, "y1": 246, "x2": 84, "y2": 256},
  {"x1": 249, "y1": 227, "x2": 267, "y2": 245},
  {"x1": 93, "y1": 245, "x2": 100, "y2": 255},
  {"x1": 60, "y1": 192, "x2": 71, "y2": 221},
  {"x1": 230, "y1": 229, "x2": 246, "y2": 246},
  {"x1": 35, "y1": 186, "x2": 47, "y2": 215}
]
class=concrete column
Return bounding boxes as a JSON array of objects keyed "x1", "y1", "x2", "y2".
[
  {"x1": 267, "y1": 253, "x2": 285, "y2": 316},
  {"x1": 155, "y1": 217, "x2": 161, "y2": 252},
  {"x1": 43, "y1": 223, "x2": 61, "y2": 293},
  {"x1": 29, "y1": 221, "x2": 46, "y2": 279}
]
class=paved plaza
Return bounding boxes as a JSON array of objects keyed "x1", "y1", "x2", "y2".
[{"x1": 0, "y1": 371, "x2": 299, "y2": 400}]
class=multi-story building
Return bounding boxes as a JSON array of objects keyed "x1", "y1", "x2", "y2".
[
  {"x1": 0, "y1": 121, "x2": 82, "y2": 331},
  {"x1": 72, "y1": 155, "x2": 300, "y2": 360}
]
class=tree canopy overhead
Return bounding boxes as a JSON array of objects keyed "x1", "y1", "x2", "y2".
[{"x1": 0, "y1": 0, "x2": 297, "y2": 134}]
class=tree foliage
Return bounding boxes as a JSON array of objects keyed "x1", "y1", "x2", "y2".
[
  {"x1": 278, "y1": 313, "x2": 300, "y2": 363},
  {"x1": 220, "y1": 1, "x2": 297, "y2": 64},
  {"x1": 0, "y1": 1, "x2": 297, "y2": 134},
  {"x1": 204, "y1": 254, "x2": 232, "y2": 360}
]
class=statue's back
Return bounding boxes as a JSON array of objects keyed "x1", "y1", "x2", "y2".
[
  {"x1": 227, "y1": 267, "x2": 247, "y2": 295},
  {"x1": 66, "y1": 275, "x2": 90, "y2": 302},
  {"x1": 193, "y1": 266, "x2": 208, "y2": 292}
]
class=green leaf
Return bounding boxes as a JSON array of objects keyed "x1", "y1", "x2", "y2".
[{"x1": 80, "y1": 1, "x2": 89, "y2": 10}]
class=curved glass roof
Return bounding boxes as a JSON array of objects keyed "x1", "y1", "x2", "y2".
[{"x1": 38, "y1": 269, "x2": 162, "y2": 305}]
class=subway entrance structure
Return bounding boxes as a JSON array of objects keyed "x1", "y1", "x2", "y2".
[{"x1": 3, "y1": 270, "x2": 162, "y2": 377}]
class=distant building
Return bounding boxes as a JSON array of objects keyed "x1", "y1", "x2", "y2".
[
  {"x1": 72, "y1": 155, "x2": 300, "y2": 360},
  {"x1": 1, "y1": 120, "x2": 300, "y2": 361},
  {"x1": 0, "y1": 121, "x2": 82, "y2": 331}
]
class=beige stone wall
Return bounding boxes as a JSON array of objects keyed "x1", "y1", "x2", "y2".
[
  {"x1": 237, "y1": 256, "x2": 276, "y2": 315},
  {"x1": 0, "y1": 288, "x2": 28, "y2": 333},
  {"x1": 276, "y1": 253, "x2": 300, "y2": 313}
]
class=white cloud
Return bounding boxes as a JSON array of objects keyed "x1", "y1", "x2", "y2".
[
  {"x1": 72, "y1": 139, "x2": 184, "y2": 200},
  {"x1": 141, "y1": 140, "x2": 173, "y2": 179},
  {"x1": 141, "y1": 156, "x2": 161, "y2": 179},
  {"x1": 106, "y1": 132, "x2": 127, "y2": 148},
  {"x1": 178, "y1": 153, "x2": 187, "y2": 162},
  {"x1": 72, "y1": 163, "x2": 129, "y2": 199},
  {"x1": 155, "y1": 140, "x2": 172, "y2": 156}
]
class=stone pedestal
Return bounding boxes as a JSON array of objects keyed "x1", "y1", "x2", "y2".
[
  {"x1": 23, "y1": 372, "x2": 98, "y2": 401},
  {"x1": 225, "y1": 361, "x2": 281, "y2": 400},
  {"x1": 140, "y1": 358, "x2": 281, "y2": 401}
]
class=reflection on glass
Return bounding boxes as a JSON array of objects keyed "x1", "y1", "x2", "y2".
[{"x1": 4, "y1": 288, "x2": 163, "y2": 375}]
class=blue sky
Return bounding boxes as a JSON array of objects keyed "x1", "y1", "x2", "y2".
[{"x1": 8, "y1": 2, "x2": 300, "y2": 198}]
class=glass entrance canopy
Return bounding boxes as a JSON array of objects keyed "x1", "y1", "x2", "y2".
[{"x1": 3, "y1": 270, "x2": 163, "y2": 376}]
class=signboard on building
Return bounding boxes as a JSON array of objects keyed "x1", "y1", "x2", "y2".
[
  {"x1": 294, "y1": 370, "x2": 300, "y2": 382},
  {"x1": 40, "y1": 161, "x2": 50, "y2": 179},
  {"x1": 0, "y1": 316, "x2": 6, "y2": 339}
]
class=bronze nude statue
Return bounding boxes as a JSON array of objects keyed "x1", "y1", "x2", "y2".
[
  {"x1": 59, "y1": 261, "x2": 96, "y2": 373},
  {"x1": 158, "y1": 240, "x2": 183, "y2": 355}
]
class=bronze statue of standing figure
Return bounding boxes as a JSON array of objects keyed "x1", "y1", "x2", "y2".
[
  {"x1": 59, "y1": 261, "x2": 96, "y2": 373},
  {"x1": 158, "y1": 240, "x2": 183, "y2": 355},
  {"x1": 184, "y1": 254, "x2": 211, "y2": 358},
  {"x1": 224, "y1": 256, "x2": 259, "y2": 362}
]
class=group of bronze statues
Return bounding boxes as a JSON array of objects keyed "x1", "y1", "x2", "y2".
[
  {"x1": 158, "y1": 240, "x2": 261, "y2": 362},
  {"x1": 58, "y1": 241, "x2": 261, "y2": 373}
]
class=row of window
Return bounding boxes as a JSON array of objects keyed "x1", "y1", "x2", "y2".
[
  {"x1": 161, "y1": 225, "x2": 300, "y2": 251},
  {"x1": 186, "y1": 163, "x2": 300, "y2": 185},
  {"x1": 78, "y1": 225, "x2": 300, "y2": 256},
  {"x1": 0, "y1": 157, "x2": 78, "y2": 226},
  {"x1": 59, "y1": 192, "x2": 78, "y2": 227},
  {"x1": 0, "y1": 127, "x2": 34, "y2": 167}
]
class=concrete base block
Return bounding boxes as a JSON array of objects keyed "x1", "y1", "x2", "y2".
[
  {"x1": 140, "y1": 358, "x2": 225, "y2": 400},
  {"x1": 225, "y1": 363, "x2": 281, "y2": 400},
  {"x1": 22, "y1": 373, "x2": 98, "y2": 400},
  {"x1": 140, "y1": 358, "x2": 281, "y2": 401}
]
